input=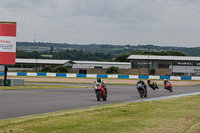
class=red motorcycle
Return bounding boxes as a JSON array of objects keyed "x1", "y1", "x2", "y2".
[
  {"x1": 93, "y1": 83, "x2": 107, "y2": 101},
  {"x1": 165, "y1": 82, "x2": 173, "y2": 92}
]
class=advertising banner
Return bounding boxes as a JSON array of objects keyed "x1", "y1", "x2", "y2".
[{"x1": 0, "y1": 22, "x2": 17, "y2": 65}]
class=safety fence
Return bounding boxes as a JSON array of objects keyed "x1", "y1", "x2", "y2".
[{"x1": 0, "y1": 72, "x2": 200, "y2": 80}]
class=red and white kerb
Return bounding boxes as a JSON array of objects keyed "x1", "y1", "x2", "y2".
[{"x1": 0, "y1": 22, "x2": 17, "y2": 65}]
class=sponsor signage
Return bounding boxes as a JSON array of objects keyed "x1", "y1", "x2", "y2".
[{"x1": 0, "y1": 22, "x2": 17, "y2": 65}]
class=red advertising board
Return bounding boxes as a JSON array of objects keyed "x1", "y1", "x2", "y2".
[{"x1": 0, "y1": 22, "x2": 17, "y2": 65}]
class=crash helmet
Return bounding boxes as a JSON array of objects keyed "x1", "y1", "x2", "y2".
[
  {"x1": 97, "y1": 78, "x2": 101, "y2": 82},
  {"x1": 138, "y1": 79, "x2": 141, "y2": 83}
]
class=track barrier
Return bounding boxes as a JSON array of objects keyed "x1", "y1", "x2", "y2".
[{"x1": 0, "y1": 72, "x2": 200, "y2": 80}]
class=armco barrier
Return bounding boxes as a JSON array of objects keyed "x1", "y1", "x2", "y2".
[
  {"x1": 17, "y1": 72, "x2": 27, "y2": 76},
  {"x1": 86, "y1": 74, "x2": 97, "y2": 78},
  {"x1": 118, "y1": 75, "x2": 129, "y2": 79},
  {"x1": 192, "y1": 76, "x2": 200, "y2": 80},
  {"x1": 37, "y1": 73, "x2": 46, "y2": 76},
  {"x1": 0, "y1": 72, "x2": 4, "y2": 76},
  {"x1": 0, "y1": 72, "x2": 200, "y2": 80},
  {"x1": 77, "y1": 74, "x2": 86, "y2": 78},
  {"x1": 139, "y1": 75, "x2": 149, "y2": 79},
  {"x1": 56, "y1": 73, "x2": 66, "y2": 77},
  {"x1": 170, "y1": 76, "x2": 181, "y2": 80},
  {"x1": 160, "y1": 76, "x2": 170, "y2": 80},
  {"x1": 97, "y1": 74, "x2": 108, "y2": 78},
  {"x1": 181, "y1": 76, "x2": 192, "y2": 80}
]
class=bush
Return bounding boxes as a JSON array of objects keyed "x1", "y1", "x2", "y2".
[
  {"x1": 106, "y1": 66, "x2": 118, "y2": 74},
  {"x1": 52, "y1": 65, "x2": 68, "y2": 73},
  {"x1": 40, "y1": 65, "x2": 51, "y2": 72},
  {"x1": 150, "y1": 68, "x2": 156, "y2": 75}
]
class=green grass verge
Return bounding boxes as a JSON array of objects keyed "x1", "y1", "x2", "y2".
[
  {"x1": 25, "y1": 80, "x2": 200, "y2": 87},
  {"x1": 0, "y1": 95, "x2": 200, "y2": 133},
  {"x1": 25, "y1": 80, "x2": 137, "y2": 85},
  {"x1": 0, "y1": 84, "x2": 89, "y2": 90}
]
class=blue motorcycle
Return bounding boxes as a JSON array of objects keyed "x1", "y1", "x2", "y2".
[{"x1": 137, "y1": 83, "x2": 147, "y2": 97}]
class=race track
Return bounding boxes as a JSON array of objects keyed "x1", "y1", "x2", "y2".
[{"x1": 0, "y1": 83, "x2": 200, "y2": 119}]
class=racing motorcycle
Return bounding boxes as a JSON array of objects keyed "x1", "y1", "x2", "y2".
[
  {"x1": 149, "y1": 82, "x2": 159, "y2": 90},
  {"x1": 93, "y1": 83, "x2": 107, "y2": 101},
  {"x1": 164, "y1": 82, "x2": 173, "y2": 92},
  {"x1": 137, "y1": 83, "x2": 147, "y2": 97}
]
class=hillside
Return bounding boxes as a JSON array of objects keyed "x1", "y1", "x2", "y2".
[{"x1": 16, "y1": 42, "x2": 200, "y2": 57}]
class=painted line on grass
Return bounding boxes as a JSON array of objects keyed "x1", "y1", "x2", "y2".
[{"x1": 126, "y1": 92, "x2": 200, "y2": 103}]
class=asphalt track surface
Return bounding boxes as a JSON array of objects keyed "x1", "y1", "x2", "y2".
[{"x1": 0, "y1": 82, "x2": 200, "y2": 119}]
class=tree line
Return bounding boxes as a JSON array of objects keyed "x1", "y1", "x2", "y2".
[
  {"x1": 16, "y1": 49, "x2": 112, "y2": 61},
  {"x1": 17, "y1": 42, "x2": 200, "y2": 56},
  {"x1": 16, "y1": 49, "x2": 186, "y2": 62}
]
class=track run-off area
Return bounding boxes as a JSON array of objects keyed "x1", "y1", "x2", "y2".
[{"x1": 0, "y1": 77, "x2": 200, "y2": 119}]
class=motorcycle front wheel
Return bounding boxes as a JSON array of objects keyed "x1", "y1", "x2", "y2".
[
  {"x1": 169, "y1": 87, "x2": 173, "y2": 92},
  {"x1": 96, "y1": 91, "x2": 101, "y2": 101},
  {"x1": 139, "y1": 90, "x2": 143, "y2": 97},
  {"x1": 103, "y1": 94, "x2": 107, "y2": 101}
]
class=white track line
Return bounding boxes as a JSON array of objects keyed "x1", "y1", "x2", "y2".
[{"x1": 125, "y1": 92, "x2": 200, "y2": 103}]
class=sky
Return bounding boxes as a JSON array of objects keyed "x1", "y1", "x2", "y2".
[{"x1": 1, "y1": 0, "x2": 200, "y2": 47}]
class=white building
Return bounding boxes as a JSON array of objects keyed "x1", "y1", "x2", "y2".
[
  {"x1": 3, "y1": 59, "x2": 130, "y2": 71},
  {"x1": 72, "y1": 61, "x2": 131, "y2": 69},
  {"x1": 127, "y1": 55, "x2": 200, "y2": 76},
  {"x1": 7, "y1": 58, "x2": 74, "y2": 71}
]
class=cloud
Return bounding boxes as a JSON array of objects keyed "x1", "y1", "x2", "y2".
[{"x1": 0, "y1": 0, "x2": 200, "y2": 46}]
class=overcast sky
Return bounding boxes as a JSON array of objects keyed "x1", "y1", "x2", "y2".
[{"x1": 1, "y1": 0, "x2": 200, "y2": 47}]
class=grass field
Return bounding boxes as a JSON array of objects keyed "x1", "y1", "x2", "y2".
[
  {"x1": 0, "y1": 95, "x2": 200, "y2": 133},
  {"x1": 0, "y1": 84, "x2": 89, "y2": 90}
]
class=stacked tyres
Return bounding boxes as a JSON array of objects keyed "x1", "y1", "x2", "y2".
[{"x1": 0, "y1": 22, "x2": 17, "y2": 65}]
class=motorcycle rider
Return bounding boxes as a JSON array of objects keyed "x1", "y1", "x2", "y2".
[
  {"x1": 147, "y1": 79, "x2": 158, "y2": 89},
  {"x1": 96, "y1": 78, "x2": 107, "y2": 94},
  {"x1": 137, "y1": 79, "x2": 147, "y2": 91},
  {"x1": 164, "y1": 79, "x2": 171, "y2": 89}
]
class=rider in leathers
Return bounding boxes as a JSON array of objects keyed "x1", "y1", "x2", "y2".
[
  {"x1": 137, "y1": 79, "x2": 147, "y2": 92},
  {"x1": 96, "y1": 78, "x2": 107, "y2": 94}
]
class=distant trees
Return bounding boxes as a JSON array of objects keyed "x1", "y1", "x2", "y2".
[
  {"x1": 52, "y1": 66, "x2": 68, "y2": 73},
  {"x1": 40, "y1": 65, "x2": 51, "y2": 72},
  {"x1": 17, "y1": 42, "x2": 200, "y2": 57},
  {"x1": 114, "y1": 54, "x2": 129, "y2": 62},
  {"x1": 17, "y1": 41, "x2": 188, "y2": 63},
  {"x1": 40, "y1": 65, "x2": 68, "y2": 73},
  {"x1": 106, "y1": 66, "x2": 118, "y2": 74},
  {"x1": 150, "y1": 68, "x2": 156, "y2": 75},
  {"x1": 16, "y1": 50, "x2": 43, "y2": 59},
  {"x1": 52, "y1": 49, "x2": 112, "y2": 61},
  {"x1": 16, "y1": 49, "x2": 112, "y2": 61}
]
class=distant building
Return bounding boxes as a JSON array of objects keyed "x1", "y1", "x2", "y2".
[
  {"x1": 7, "y1": 59, "x2": 74, "y2": 71},
  {"x1": 127, "y1": 55, "x2": 200, "y2": 76},
  {"x1": 72, "y1": 61, "x2": 130, "y2": 69},
  {"x1": 4, "y1": 59, "x2": 130, "y2": 72}
]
